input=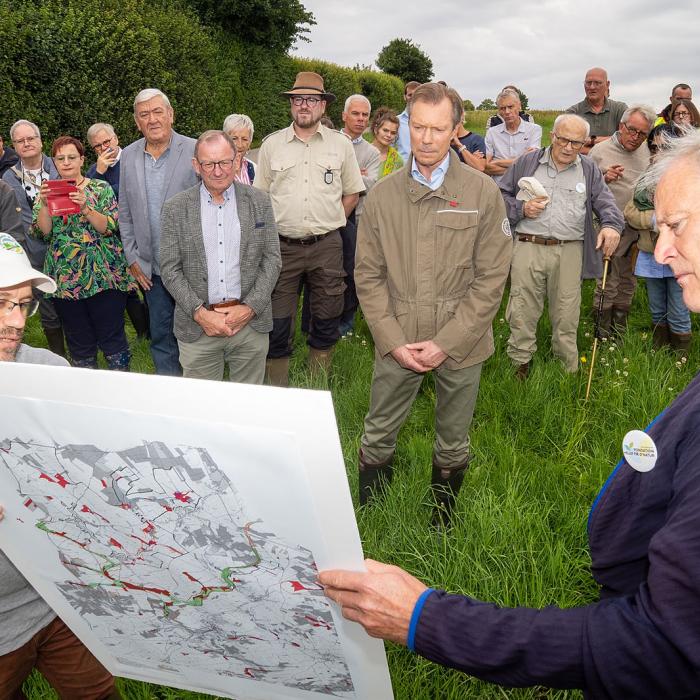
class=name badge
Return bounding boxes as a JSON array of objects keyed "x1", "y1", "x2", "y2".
[
  {"x1": 324, "y1": 168, "x2": 333, "y2": 185},
  {"x1": 622, "y1": 430, "x2": 657, "y2": 472}
]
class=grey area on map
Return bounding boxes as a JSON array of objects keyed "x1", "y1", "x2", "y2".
[{"x1": 0, "y1": 438, "x2": 355, "y2": 698}]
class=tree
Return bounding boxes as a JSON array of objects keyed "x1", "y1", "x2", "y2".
[
  {"x1": 462, "y1": 99, "x2": 475, "y2": 112},
  {"x1": 515, "y1": 88, "x2": 529, "y2": 111},
  {"x1": 477, "y1": 98, "x2": 496, "y2": 111},
  {"x1": 185, "y1": 0, "x2": 315, "y2": 53},
  {"x1": 376, "y1": 38, "x2": 433, "y2": 84}
]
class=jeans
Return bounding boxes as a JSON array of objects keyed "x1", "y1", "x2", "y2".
[
  {"x1": 144, "y1": 274, "x2": 182, "y2": 375},
  {"x1": 646, "y1": 277, "x2": 691, "y2": 333}
]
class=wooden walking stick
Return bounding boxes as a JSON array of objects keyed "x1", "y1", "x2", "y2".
[{"x1": 585, "y1": 257, "x2": 611, "y2": 402}]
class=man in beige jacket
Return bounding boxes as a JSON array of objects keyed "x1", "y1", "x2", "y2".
[{"x1": 355, "y1": 82, "x2": 512, "y2": 521}]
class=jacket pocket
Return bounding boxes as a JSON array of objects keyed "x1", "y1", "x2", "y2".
[{"x1": 436, "y1": 210, "x2": 479, "y2": 267}]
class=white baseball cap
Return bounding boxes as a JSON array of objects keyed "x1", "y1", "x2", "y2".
[{"x1": 0, "y1": 232, "x2": 56, "y2": 293}]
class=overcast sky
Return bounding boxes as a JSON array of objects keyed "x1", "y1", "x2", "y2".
[{"x1": 292, "y1": 0, "x2": 700, "y2": 112}]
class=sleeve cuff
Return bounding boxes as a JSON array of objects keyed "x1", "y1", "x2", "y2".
[{"x1": 407, "y1": 588, "x2": 436, "y2": 652}]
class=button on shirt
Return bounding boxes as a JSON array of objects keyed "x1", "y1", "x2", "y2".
[
  {"x1": 410, "y1": 153, "x2": 450, "y2": 191},
  {"x1": 515, "y1": 149, "x2": 586, "y2": 241},
  {"x1": 200, "y1": 183, "x2": 241, "y2": 305},
  {"x1": 485, "y1": 119, "x2": 543, "y2": 184},
  {"x1": 144, "y1": 144, "x2": 171, "y2": 274}
]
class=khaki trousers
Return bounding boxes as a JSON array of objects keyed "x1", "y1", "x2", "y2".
[
  {"x1": 506, "y1": 239, "x2": 583, "y2": 372},
  {"x1": 178, "y1": 323, "x2": 268, "y2": 384},
  {"x1": 360, "y1": 352, "x2": 483, "y2": 468}
]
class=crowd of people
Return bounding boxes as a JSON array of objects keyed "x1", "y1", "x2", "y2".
[{"x1": 1, "y1": 66, "x2": 699, "y2": 698}]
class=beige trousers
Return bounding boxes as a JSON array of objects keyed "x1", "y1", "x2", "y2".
[
  {"x1": 360, "y1": 351, "x2": 483, "y2": 468},
  {"x1": 178, "y1": 323, "x2": 268, "y2": 384},
  {"x1": 506, "y1": 239, "x2": 583, "y2": 372}
]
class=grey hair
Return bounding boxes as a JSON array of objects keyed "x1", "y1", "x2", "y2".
[
  {"x1": 496, "y1": 88, "x2": 520, "y2": 105},
  {"x1": 637, "y1": 128, "x2": 700, "y2": 195},
  {"x1": 343, "y1": 94, "x2": 371, "y2": 113},
  {"x1": 222, "y1": 114, "x2": 254, "y2": 140},
  {"x1": 620, "y1": 104, "x2": 656, "y2": 129},
  {"x1": 10, "y1": 119, "x2": 41, "y2": 141},
  {"x1": 552, "y1": 113, "x2": 591, "y2": 139},
  {"x1": 133, "y1": 89, "x2": 172, "y2": 113},
  {"x1": 194, "y1": 129, "x2": 237, "y2": 160},
  {"x1": 86, "y1": 122, "x2": 116, "y2": 143}
]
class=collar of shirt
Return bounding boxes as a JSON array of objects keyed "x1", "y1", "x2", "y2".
[
  {"x1": 584, "y1": 97, "x2": 610, "y2": 114},
  {"x1": 286, "y1": 122, "x2": 325, "y2": 143},
  {"x1": 200, "y1": 181, "x2": 235, "y2": 204},
  {"x1": 540, "y1": 146, "x2": 580, "y2": 172},
  {"x1": 340, "y1": 129, "x2": 365, "y2": 145},
  {"x1": 496, "y1": 118, "x2": 525, "y2": 135},
  {"x1": 113, "y1": 147, "x2": 123, "y2": 164},
  {"x1": 410, "y1": 152, "x2": 450, "y2": 191},
  {"x1": 142, "y1": 137, "x2": 172, "y2": 158}
]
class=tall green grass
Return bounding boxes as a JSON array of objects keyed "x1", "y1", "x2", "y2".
[
  {"x1": 20, "y1": 279, "x2": 697, "y2": 699},
  {"x1": 464, "y1": 110, "x2": 562, "y2": 146}
]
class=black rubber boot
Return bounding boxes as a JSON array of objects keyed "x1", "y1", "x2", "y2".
[
  {"x1": 358, "y1": 449, "x2": 393, "y2": 506},
  {"x1": 43, "y1": 325, "x2": 67, "y2": 358},
  {"x1": 611, "y1": 307, "x2": 629, "y2": 339},
  {"x1": 126, "y1": 291, "x2": 149, "y2": 339},
  {"x1": 431, "y1": 460, "x2": 469, "y2": 528},
  {"x1": 652, "y1": 323, "x2": 670, "y2": 350},
  {"x1": 595, "y1": 307, "x2": 613, "y2": 340}
]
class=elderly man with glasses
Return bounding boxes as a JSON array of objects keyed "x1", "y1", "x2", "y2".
[
  {"x1": 254, "y1": 72, "x2": 364, "y2": 386},
  {"x1": 160, "y1": 130, "x2": 281, "y2": 383},
  {"x1": 499, "y1": 114, "x2": 623, "y2": 378},
  {"x1": 589, "y1": 105, "x2": 656, "y2": 336}
]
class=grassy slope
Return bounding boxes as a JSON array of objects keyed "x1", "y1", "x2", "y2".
[{"x1": 20, "y1": 276, "x2": 698, "y2": 699}]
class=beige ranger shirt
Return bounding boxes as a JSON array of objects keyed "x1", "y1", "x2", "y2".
[
  {"x1": 356, "y1": 152, "x2": 513, "y2": 370},
  {"x1": 254, "y1": 123, "x2": 364, "y2": 238}
]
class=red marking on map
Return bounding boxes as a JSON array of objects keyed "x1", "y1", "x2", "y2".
[
  {"x1": 228, "y1": 634, "x2": 264, "y2": 641},
  {"x1": 109, "y1": 537, "x2": 123, "y2": 549},
  {"x1": 23, "y1": 498, "x2": 33, "y2": 508},
  {"x1": 54, "y1": 473, "x2": 69, "y2": 488},
  {"x1": 130, "y1": 534, "x2": 157, "y2": 546},
  {"x1": 163, "y1": 505, "x2": 173, "y2": 512},
  {"x1": 164, "y1": 545, "x2": 184, "y2": 555},
  {"x1": 173, "y1": 491, "x2": 191, "y2": 503},
  {"x1": 119, "y1": 580, "x2": 171, "y2": 596},
  {"x1": 288, "y1": 580, "x2": 307, "y2": 592},
  {"x1": 101, "y1": 478, "x2": 107, "y2": 488},
  {"x1": 304, "y1": 614, "x2": 331, "y2": 630},
  {"x1": 143, "y1": 522, "x2": 155, "y2": 534},
  {"x1": 291, "y1": 642, "x2": 300, "y2": 647},
  {"x1": 80, "y1": 505, "x2": 109, "y2": 523},
  {"x1": 39, "y1": 473, "x2": 55, "y2": 483},
  {"x1": 46, "y1": 496, "x2": 53, "y2": 500},
  {"x1": 183, "y1": 571, "x2": 200, "y2": 583},
  {"x1": 119, "y1": 503, "x2": 131, "y2": 510}
]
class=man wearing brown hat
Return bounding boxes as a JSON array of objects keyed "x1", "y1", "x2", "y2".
[{"x1": 255, "y1": 71, "x2": 365, "y2": 386}]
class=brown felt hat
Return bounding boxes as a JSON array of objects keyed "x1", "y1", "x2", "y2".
[{"x1": 281, "y1": 71, "x2": 335, "y2": 103}]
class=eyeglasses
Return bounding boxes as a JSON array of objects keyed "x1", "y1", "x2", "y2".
[
  {"x1": 552, "y1": 134, "x2": 586, "y2": 150},
  {"x1": 197, "y1": 159, "x2": 235, "y2": 173},
  {"x1": 92, "y1": 137, "x2": 115, "y2": 151},
  {"x1": 291, "y1": 96, "x2": 322, "y2": 107},
  {"x1": 54, "y1": 154, "x2": 81, "y2": 162},
  {"x1": 674, "y1": 111, "x2": 691, "y2": 119},
  {"x1": 0, "y1": 299, "x2": 39, "y2": 318},
  {"x1": 13, "y1": 136, "x2": 38, "y2": 146},
  {"x1": 584, "y1": 80, "x2": 605, "y2": 87},
  {"x1": 622, "y1": 123, "x2": 649, "y2": 139}
]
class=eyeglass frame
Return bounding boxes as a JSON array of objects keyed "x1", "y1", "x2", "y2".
[
  {"x1": 0, "y1": 298, "x2": 39, "y2": 318},
  {"x1": 92, "y1": 136, "x2": 117, "y2": 152},
  {"x1": 290, "y1": 96, "x2": 323, "y2": 107},
  {"x1": 196, "y1": 159, "x2": 236, "y2": 173},
  {"x1": 13, "y1": 136, "x2": 39, "y2": 147},
  {"x1": 621, "y1": 122, "x2": 650, "y2": 139},
  {"x1": 551, "y1": 133, "x2": 586, "y2": 150}
]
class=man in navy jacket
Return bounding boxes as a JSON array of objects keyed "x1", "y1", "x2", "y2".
[{"x1": 320, "y1": 131, "x2": 700, "y2": 699}]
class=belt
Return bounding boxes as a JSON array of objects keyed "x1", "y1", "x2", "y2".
[
  {"x1": 278, "y1": 230, "x2": 336, "y2": 246},
  {"x1": 517, "y1": 234, "x2": 574, "y2": 246},
  {"x1": 207, "y1": 299, "x2": 240, "y2": 310}
]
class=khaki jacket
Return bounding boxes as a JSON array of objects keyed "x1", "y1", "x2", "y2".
[{"x1": 356, "y1": 153, "x2": 512, "y2": 370}]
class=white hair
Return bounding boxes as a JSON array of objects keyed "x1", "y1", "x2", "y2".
[
  {"x1": 86, "y1": 122, "x2": 116, "y2": 143},
  {"x1": 552, "y1": 113, "x2": 591, "y2": 139},
  {"x1": 620, "y1": 104, "x2": 657, "y2": 130},
  {"x1": 343, "y1": 94, "x2": 371, "y2": 113},
  {"x1": 496, "y1": 88, "x2": 520, "y2": 105},
  {"x1": 637, "y1": 128, "x2": 700, "y2": 194},
  {"x1": 222, "y1": 113, "x2": 254, "y2": 140},
  {"x1": 133, "y1": 89, "x2": 172, "y2": 113},
  {"x1": 10, "y1": 119, "x2": 40, "y2": 141}
]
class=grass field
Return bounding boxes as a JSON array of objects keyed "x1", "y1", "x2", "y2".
[{"x1": 19, "y1": 276, "x2": 697, "y2": 699}]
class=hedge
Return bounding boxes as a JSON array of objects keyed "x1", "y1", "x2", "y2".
[{"x1": 0, "y1": 0, "x2": 404, "y2": 149}]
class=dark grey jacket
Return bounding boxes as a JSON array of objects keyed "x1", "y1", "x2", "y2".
[
  {"x1": 499, "y1": 149, "x2": 624, "y2": 279},
  {"x1": 160, "y1": 183, "x2": 281, "y2": 342}
]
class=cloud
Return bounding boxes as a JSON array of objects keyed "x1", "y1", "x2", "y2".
[{"x1": 293, "y1": 0, "x2": 700, "y2": 110}]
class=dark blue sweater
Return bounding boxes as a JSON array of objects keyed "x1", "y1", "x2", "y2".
[
  {"x1": 86, "y1": 159, "x2": 120, "y2": 199},
  {"x1": 411, "y1": 373, "x2": 700, "y2": 698}
]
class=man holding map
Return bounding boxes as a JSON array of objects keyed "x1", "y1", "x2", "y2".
[{"x1": 0, "y1": 232, "x2": 119, "y2": 699}]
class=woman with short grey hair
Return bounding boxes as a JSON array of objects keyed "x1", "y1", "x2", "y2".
[{"x1": 223, "y1": 113, "x2": 256, "y2": 184}]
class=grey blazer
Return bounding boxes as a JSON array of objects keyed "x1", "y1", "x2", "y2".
[
  {"x1": 159, "y1": 183, "x2": 281, "y2": 342},
  {"x1": 118, "y1": 130, "x2": 198, "y2": 277}
]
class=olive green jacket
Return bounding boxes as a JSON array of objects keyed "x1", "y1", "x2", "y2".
[{"x1": 356, "y1": 152, "x2": 512, "y2": 370}]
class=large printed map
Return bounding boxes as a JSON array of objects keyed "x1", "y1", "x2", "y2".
[{"x1": 0, "y1": 437, "x2": 354, "y2": 698}]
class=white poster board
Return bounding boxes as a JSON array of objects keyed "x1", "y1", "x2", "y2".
[{"x1": 0, "y1": 363, "x2": 393, "y2": 700}]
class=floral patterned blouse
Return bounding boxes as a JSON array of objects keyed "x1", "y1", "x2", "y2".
[
  {"x1": 30, "y1": 179, "x2": 135, "y2": 300},
  {"x1": 378, "y1": 146, "x2": 404, "y2": 179}
]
